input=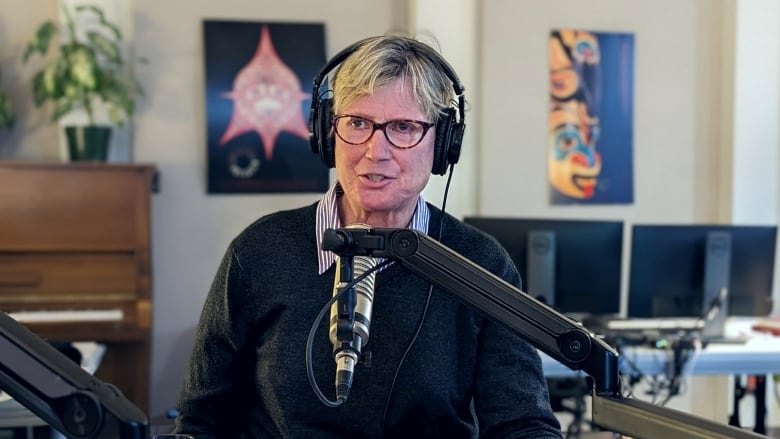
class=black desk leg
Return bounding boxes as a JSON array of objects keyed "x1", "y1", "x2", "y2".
[
  {"x1": 729, "y1": 374, "x2": 743, "y2": 428},
  {"x1": 727, "y1": 374, "x2": 767, "y2": 434},
  {"x1": 754, "y1": 375, "x2": 766, "y2": 435}
]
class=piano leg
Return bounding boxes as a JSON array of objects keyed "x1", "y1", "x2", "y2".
[{"x1": 94, "y1": 339, "x2": 151, "y2": 415}]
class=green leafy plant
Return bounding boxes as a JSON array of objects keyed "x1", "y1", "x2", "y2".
[
  {"x1": 23, "y1": 4, "x2": 144, "y2": 126},
  {"x1": 0, "y1": 69, "x2": 14, "y2": 130}
]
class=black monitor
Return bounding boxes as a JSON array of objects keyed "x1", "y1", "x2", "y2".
[
  {"x1": 0, "y1": 311, "x2": 148, "y2": 438},
  {"x1": 628, "y1": 224, "x2": 777, "y2": 319},
  {"x1": 463, "y1": 217, "x2": 624, "y2": 316}
]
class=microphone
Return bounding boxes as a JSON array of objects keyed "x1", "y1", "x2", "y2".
[{"x1": 328, "y1": 225, "x2": 378, "y2": 403}]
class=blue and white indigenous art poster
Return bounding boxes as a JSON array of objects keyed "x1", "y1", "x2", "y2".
[{"x1": 548, "y1": 30, "x2": 635, "y2": 205}]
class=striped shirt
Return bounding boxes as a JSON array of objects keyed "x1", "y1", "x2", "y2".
[{"x1": 315, "y1": 182, "x2": 430, "y2": 274}]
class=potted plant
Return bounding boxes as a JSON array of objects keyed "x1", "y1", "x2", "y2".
[
  {"x1": 0, "y1": 69, "x2": 14, "y2": 130},
  {"x1": 23, "y1": 3, "x2": 144, "y2": 161}
]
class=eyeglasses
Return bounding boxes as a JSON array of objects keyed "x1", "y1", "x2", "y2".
[{"x1": 333, "y1": 114, "x2": 434, "y2": 149}]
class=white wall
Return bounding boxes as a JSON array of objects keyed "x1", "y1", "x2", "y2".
[
  {"x1": 0, "y1": 0, "x2": 59, "y2": 157},
  {"x1": 411, "y1": 0, "x2": 479, "y2": 220},
  {"x1": 480, "y1": 0, "x2": 726, "y2": 223},
  {"x1": 730, "y1": 0, "x2": 780, "y2": 225}
]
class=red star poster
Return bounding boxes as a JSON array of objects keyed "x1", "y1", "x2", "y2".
[{"x1": 204, "y1": 20, "x2": 329, "y2": 193}]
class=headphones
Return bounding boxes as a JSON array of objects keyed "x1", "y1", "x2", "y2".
[{"x1": 308, "y1": 37, "x2": 466, "y2": 176}]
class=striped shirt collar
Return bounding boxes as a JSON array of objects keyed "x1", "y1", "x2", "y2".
[{"x1": 315, "y1": 181, "x2": 430, "y2": 274}]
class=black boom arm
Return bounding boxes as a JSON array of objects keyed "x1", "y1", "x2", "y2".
[{"x1": 321, "y1": 227, "x2": 764, "y2": 439}]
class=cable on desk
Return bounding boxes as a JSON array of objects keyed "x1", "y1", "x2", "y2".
[
  {"x1": 610, "y1": 333, "x2": 701, "y2": 406},
  {"x1": 657, "y1": 336, "x2": 701, "y2": 406}
]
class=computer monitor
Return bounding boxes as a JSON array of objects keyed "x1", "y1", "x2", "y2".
[
  {"x1": 628, "y1": 225, "x2": 777, "y2": 319},
  {"x1": 463, "y1": 217, "x2": 624, "y2": 316},
  {"x1": 0, "y1": 311, "x2": 148, "y2": 438}
]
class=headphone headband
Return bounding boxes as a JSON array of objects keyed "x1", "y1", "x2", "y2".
[{"x1": 308, "y1": 36, "x2": 466, "y2": 176}]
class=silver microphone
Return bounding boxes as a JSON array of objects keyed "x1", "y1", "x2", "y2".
[{"x1": 328, "y1": 224, "x2": 378, "y2": 402}]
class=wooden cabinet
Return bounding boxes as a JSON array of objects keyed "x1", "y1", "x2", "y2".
[{"x1": 0, "y1": 161, "x2": 155, "y2": 414}]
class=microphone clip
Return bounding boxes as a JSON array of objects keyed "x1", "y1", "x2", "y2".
[{"x1": 322, "y1": 228, "x2": 385, "y2": 256}]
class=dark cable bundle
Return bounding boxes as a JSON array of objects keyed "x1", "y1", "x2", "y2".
[{"x1": 613, "y1": 333, "x2": 700, "y2": 406}]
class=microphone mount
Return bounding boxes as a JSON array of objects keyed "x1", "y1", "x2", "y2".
[{"x1": 322, "y1": 227, "x2": 764, "y2": 439}]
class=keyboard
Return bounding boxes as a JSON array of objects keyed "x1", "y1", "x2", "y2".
[
  {"x1": 606, "y1": 318, "x2": 704, "y2": 332},
  {"x1": 7, "y1": 309, "x2": 124, "y2": 323}
]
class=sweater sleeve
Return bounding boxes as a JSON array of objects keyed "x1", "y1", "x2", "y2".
[
  {"x1": 471, "y1": 250, "x2": 563, "y2": 438},
  {"x1": 473, "y1": 320, "x2": 563, "y2": 438},
  {"x1": 174, "y1": 244, "x2": 254, "y2": 438}
]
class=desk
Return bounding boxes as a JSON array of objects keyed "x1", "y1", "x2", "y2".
[
  {"x1": 541, "y1": 319, "x2": 780, "y2": 435},
  {"x1": 542, "y1": 318, "x2": 780, "y2": 377},
  {"x1": 542, "y1": 335, "x2": 780, "y2": 378}
]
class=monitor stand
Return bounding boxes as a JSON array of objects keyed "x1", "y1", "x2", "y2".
[
  {"x1": 701, "y1": 231, "x2": 731, "y2": 341},
  {"x1": 526, "y1": 230, "x2": 555, "y2": 307}
]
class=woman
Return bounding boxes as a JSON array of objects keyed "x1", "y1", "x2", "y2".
[{"x1": 175, "y1": 34, "x2": 562, "y2": 438}]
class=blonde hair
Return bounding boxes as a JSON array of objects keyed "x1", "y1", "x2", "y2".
[{"x1": 331, "y1": 35, "x2": 457, "y2": 123}]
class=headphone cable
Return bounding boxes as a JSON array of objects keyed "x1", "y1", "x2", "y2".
[{"x1": 381, "y1": 162, "x2": 455, "y2": 432}]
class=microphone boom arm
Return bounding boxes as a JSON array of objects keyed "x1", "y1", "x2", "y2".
[
  {"x1": 0, "y1": 312, "x2": 148, "y2": 438},
  {"x1": 322, "y1": 227, "x2": 620, "y2": 394},
  {"x1": 321, "y1": 227, "x2": 764, "y2": 439}
]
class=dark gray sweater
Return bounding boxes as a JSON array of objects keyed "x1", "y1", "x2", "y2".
[{"x1": 175, "y1": 203, "x2": 562, "y2": 438}]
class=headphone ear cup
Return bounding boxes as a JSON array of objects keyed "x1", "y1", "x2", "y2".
[
  {"x1": 432, "y1": 108, "x2": 456, "y2": 175},
  {"x1": 309, "y1": 99, "x2": 321, "y2": 155},
  {"x1": 447, "y1": 120, "x2": 465, "y2": 167},
  {"x1": 315, "y1": 98, "x2": 335, "y2": 168}
]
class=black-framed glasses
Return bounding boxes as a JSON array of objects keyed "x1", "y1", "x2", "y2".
[{"x1": 333, "y1": 114, "x2": 434, "y2": 149}]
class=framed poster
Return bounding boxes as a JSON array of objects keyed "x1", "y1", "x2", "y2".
[
  {"x1": 204, "y1": 20, "x2": 329, "y2": 193},
  {"x1": 548, "y1": 29, "x2": 635, "y2": 205}
]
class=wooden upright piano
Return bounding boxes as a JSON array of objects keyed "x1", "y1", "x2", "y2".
[{"x1": 0, "y1": 161, "x2": 155, "y2": 414}]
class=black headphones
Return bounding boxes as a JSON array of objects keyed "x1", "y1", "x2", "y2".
[{"x1": 308, "y1": 37, "x2": 466, "y2": 176}]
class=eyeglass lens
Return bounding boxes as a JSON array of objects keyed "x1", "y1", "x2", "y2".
[{"x1": 334, "y1": 116, "x2": 429, "y2": 149}]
